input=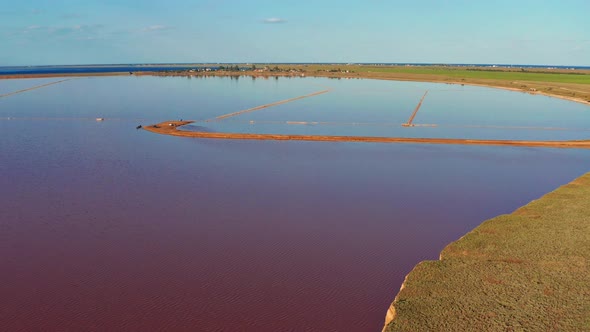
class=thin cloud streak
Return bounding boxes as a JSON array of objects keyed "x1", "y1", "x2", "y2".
[
  {"x1": 16, "y1": 24, "x2": 106, "y2": 42},
  {"x1": 141, "y1": 25, "x2": 173, "y2": 32},
  {"x1": 262, "y1": 17, "x2": 287, "y2": 24}
]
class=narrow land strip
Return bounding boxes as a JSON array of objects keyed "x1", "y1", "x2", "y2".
[
  {"x1": 402, "y1": 91, "x2": 429, "y2": 127},
  {"x1": 208, "y1": 89, "x2": 331, "y2": 122},
  {"x1": 0, "y1": 79, "x2": 73, "y2": 98},
  {"x1": 0, "y1": 117, "x2": 147, "y2": 122},
  {"x1": 383, "y1": 172, "x2": 590, "y2": 331},
  {"x1": 144, "y1": 121, "x2": 590, "y2": 149},
  {"x1": 215, "y1": 119, "x2": 590, "y2": 131}
]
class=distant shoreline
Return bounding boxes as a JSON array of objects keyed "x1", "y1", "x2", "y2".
[
  {"x1": 0, "y1": 72, "x2": 131, "y2": 79},
  {"x1": 1, "y1": 64, "x2": 589, "y2": 106}
]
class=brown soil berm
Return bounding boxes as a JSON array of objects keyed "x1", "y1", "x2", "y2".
[
  {"x1": 209, "y1": 89, "x2": 331, "y2": 122},
  {"x1": 403, "y1": 91, "x2": 429, "y2": 127},
  {"x1": 144, "y1": 121, "x2": 590, "y2": 149},
  {"x1": 0, "y1": 79, "x2": 73, "y2": 98}
]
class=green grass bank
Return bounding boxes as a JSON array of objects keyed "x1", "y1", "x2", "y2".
[{"x1": 384, "y1": 172, "x2": 590, "y2": 331}]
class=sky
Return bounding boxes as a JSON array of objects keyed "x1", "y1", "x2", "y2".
[{"x1": 1, "y1": 0, "x2": 589, "y2": 66}]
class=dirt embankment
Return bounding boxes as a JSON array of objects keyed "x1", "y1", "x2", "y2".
[
  {"x1": 0, "y1": 79, "x2": 73, "y2": 98},
  {"x1": 143, "y1": 121, "x2": 590, "y2": 149},
  {"x1": 209, "y1": 89, "x2": 331, "y2": 122}
]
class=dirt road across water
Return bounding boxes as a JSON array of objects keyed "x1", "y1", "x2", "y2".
[
  {"x1": 0, "y1": 79, "x2": 73, "y2": 98},
  {"x1": 144, "y1": 121, "x2": 590, "y2": 149},
  {"x1": 207, "y1": 89, "x2": 331, "y2": 122}
]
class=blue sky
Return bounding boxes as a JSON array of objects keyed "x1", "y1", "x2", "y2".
[{"x1": 1, "y1": 0, "x2": 589, "y2": 66}]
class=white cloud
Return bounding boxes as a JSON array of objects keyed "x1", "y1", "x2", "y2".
[
  {"x1": 142, "y1": 25, "x2": 173, "y2": 32},
  {"x1": 262, "y1": 18, "x2": 287, "y2": 24},
  {"x1": 55, "y1": 24, "x2": 104, "y2": 34}
]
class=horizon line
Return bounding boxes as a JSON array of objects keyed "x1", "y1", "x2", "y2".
[{"x1": 2, "y1": 62, "x2": 590, "y2": 68}]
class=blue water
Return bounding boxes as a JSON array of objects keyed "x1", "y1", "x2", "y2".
[
  {"x1": 0, "y1": 65, "x2": 207, "y2": 75},
  {"x1": 178, "y1": 77, "x2": 590, "y2": 141},
  {"x1": 2, "y1": 76, "x2": 589, "y2": 141},
  {"x1": 1, "y1": 75, "x2": 590, "y2": 332}
]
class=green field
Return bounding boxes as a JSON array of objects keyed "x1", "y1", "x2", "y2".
[
  {"x1": 384, "y1": 172, "x2": 590, "y2": 331},
  {"x1": 349, "y1": 66, "x2": 590, "y2": 84},
  {"x1": 283, "y1": 64, "x2": 590, "y2": 103}
]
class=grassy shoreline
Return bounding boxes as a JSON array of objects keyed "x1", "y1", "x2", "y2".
[
  {"x1": 2, "y1": 64, "x2": 589, "y2": 106},
  {"x1": 383, "y1": 172, "x2": 590, "y2": 331}
]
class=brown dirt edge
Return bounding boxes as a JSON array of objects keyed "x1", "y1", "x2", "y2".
[
  {"x1": 383, "y1": 173, "x2": 590, "y2": 331},
  {"x1": 144, "y1": 121, "x2": 590, "y2": 149}
]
